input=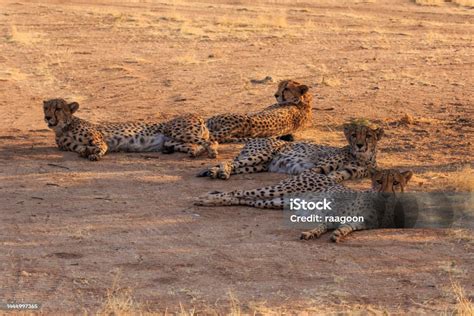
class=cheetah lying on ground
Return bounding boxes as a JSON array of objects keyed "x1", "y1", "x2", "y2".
[
  {"x1": 43, "y1": 98, "x2": 218, "y2": 161},
  {"x1": 206, "y1": 80, "x2": 313, "y2": 143},
  {"x1": 198, "y1": 120, "x2": 384, "y2": 183},
  {"x1": 195, "y1": 168, "x2": 413, "y2": 242}
]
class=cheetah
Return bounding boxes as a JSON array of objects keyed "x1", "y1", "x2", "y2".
[
  {"x1": 198, "y1": 120, "x2": 384, "y2": 183},
  {"x1": 206, "y1": 80, "x2": 313, "y2": 143},
  {"x1": 43, "y1": 98, "x2": 218, "y2": 161},
  {"x1": 195, "y1": 168, "x2": 413, "y2": 242},
  {"x1": 300, "y1": 168, "x2": 414, "y2": 242}
]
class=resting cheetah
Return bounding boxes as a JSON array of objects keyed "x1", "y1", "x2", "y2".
[
  {"x1": 43, "y1": 98, "x2": 218, "y2": 161},
  {"x1": 206, "y1": 80, "x2": 313, "y2": 143},
  {"x1": 195, "y1": 168, "x2": 413, "y2": 242},
  {"x1": 198, "y1": 120, "x2": 384, "y2": 182},
  {"x1": 300, "y1": 169, "x2": 413, "y2": 242}
]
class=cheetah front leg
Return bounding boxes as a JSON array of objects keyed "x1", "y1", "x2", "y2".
[
  {"x1": 330, "y1": 223, "x2": 367, "y2": 243},
  {"x1": 300, "y1": 224, "x2": 328, "y2": 240},
  {"x1": 60, "y1": 131, "x2": 108, "y2": 161},
  {"x1": 162, "y1": 140, "x2": 205, "y2": 157},
  {"x1": 327, "y1": 164, "x2": 371, "y2": 183},
  {"x1": 197, "y1": 138, "x2": 284, "y2": 179},
  {"x1": 194, "y1": 191, "x2": 240, "y2": 206},
  {"x1": 307, "y1": 157, "x2": 345, "y2": 177},
  {"x1": 194, "y1": 191, "x2": 284, "y2": 209},
  {"x1": 77, "y1": 135, "x2": 108, "y2": 161}
]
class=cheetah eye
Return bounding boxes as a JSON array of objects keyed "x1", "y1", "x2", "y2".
[
  {"x1": 393, "y1": 181, "x2": 400, "y2": 185},
  {"x1": 376, "y1": 180, "x2": 383, "y2": 184}
]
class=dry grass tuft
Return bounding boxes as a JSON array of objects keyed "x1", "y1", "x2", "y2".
[
  {"x1": 415, "y1": 0, "x2": 445, "y2": 6},
  {"x1": 172, "y1": 54, "x2": 201, "y2": 65},
  {"x1": 97, "y1": 271, "x2": 140, "y2": 316},
  {"x1": 0, "y1": 68, "x2": 28, "y2": 82},
  {"x1": 320, "y1": 76, "x2": 341, "y2": 87},
  {"x1": 450, "y1": 166, "x2": 474, "y2": 192},
  {"x1": 415, "y1": 0, "x2": 474, "y2": 6},
  {"x1": 5, "y1": 25, "x2": 41, "y2": 45},
  {"x1": 448, "y1": 229, "x2": 474, "y2": 244},
  {"x1": 451, "y1": 281, "x2": 474, "y2": 315}
]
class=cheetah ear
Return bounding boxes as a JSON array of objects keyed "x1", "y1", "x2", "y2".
[
  {"x1": 68, "y1": 102, "x2": 79, "y2": 113},
  {"x1": 278, "y1": 80, "x2": 288, "y2": 90},
  {"x1": 298, "y1": 85, "x2": 309, "y2": 95},
  {"x1": 401, "y1": 170, "x2": 413, "y2": 183},
  {"x1": 375, "y1": 127, "x2": 384, "y2": 140}
]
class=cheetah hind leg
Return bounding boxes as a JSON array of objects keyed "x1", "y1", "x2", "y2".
[
  {"x1": 197, "y1": 138, "x2": 282, "y2": 179},
  {"x1": 300, "y1": 224, "x2": 328, "y2": 240},
  {"x1": 163, "y1": 140, "x2": 217, "y2": 158},
  {"x1": 196, "y1": 139, "x2": 218, "y2": 159}
]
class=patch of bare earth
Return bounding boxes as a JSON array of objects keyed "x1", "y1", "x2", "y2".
[{"x1": 0, "y1": 0, "x2": 472, "y2": 313}]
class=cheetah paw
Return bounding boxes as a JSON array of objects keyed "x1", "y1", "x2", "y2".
[
  {"x1": 207, "y1": 150, "x2": 218, "y2": 159},
  {"x1": 196, "y1": 167, "x2": 219, "y2": 178},
  {"x1": 330, "y1": 230, "x2": 343, "y2": 243},
  {"x1": 300, "y1": 231, "x2": 315, "y2": 240},
  {"x1": 217, "y1": 170, "x2": 231, "y2": 180},
  {"x1": 78, "y1": 147, "x2": 89, "y2": 158},
  {"x1": 161, "y1": 145, "x2": 175, "y2": 154},
  {"x1": 88, "y1": 154, "x2": 101, "y2": 161},
  {"x1": 194, "y1": 191, "x2": 226, "y2": 206}
]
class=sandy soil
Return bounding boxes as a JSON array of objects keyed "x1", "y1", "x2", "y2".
[{"x1": 0, "y1": 0, "x2": 473, "y2": 314}]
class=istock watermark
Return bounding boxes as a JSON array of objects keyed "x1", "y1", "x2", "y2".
[
  {"x1": 283, "y1": 192, "x2": 473, "y2": 229},
  {"x1": 290, "y1": 213, "x2": 365, "y2": 224},
  {"x1": 289, "y1": 198, "x2": 332, "y2": 211}
]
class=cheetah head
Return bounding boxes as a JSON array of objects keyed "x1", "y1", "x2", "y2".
[
  {"x1": 274, "y1": 80, "x2": 310, "y2": 105},
  {"x1": 370, "y1": 168, "x2": 413, "y2": 196},
  {"x1": 344, "y1": 121, "x2": 384, "y2": 161},
  {"x1": 43, "y1": 98, "x2": 79, "y2": 130}
]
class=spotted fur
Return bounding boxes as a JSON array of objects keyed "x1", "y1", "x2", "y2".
[
  {"x1": 206, "y1": 80, "x2": 313, "y2": 143},
  {"x1": 198, "y1": 121, "x2": 384, "y2": 182},
  {"x1": 43, "y1": 99, "x2": 218, "y2": 161}
]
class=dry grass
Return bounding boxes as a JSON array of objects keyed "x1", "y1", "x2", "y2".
[
  {"x1": 453, "y1": 0, "x2": 474, "y2": 6},
  {"x1": 415, "y1": 0, "x2": 445, "y2": 6},
  {"x1": 448, "y1": 229, "x2": 474, "y2": 244},
  {"x1": 172, "y1": 54, "x2": 201, "y2": 65},
  {"x1": 321, "y1": 76, "x2": 342, "y2": 87},
  {"x1": 5, "y1": 25, "x2": 41, "y2": 45},
  {"x1": 96, "y1": 271, "x2": 140, "y2": 316},
  {"x1": 0, "y1": 68, "x2": 28, "y2": 82},
  {"x1": 451, "y1": 281, "x2": 474, "y2": 315},
  {"x1": 415, "y1": 0, "x2": 474, "y2": 6},
  {"x1": 450, "y1": 166, "x2": 474, "y2": 192}
]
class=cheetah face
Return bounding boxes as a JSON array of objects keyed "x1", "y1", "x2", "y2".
[
  {"x1": 344, "y1": 124, "x2": 384, "y2": 161},
  {"x1": 274, "y1": 80, "x2": 309, "y2": 105},
  {"x1": 371, "y1": 168, "x2": 413, "y2": 197},
  {"x1": 43, "y1": 99, "x2": 79, "y2": 130}
]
